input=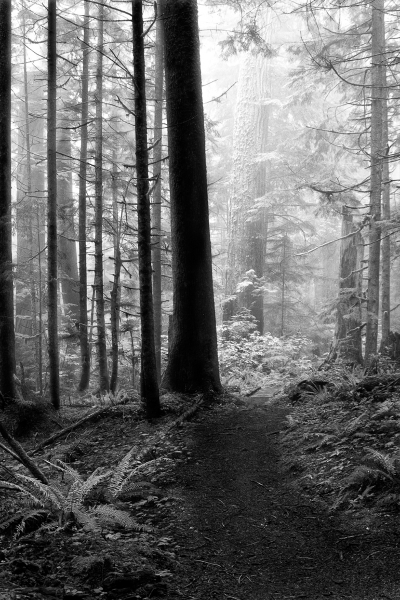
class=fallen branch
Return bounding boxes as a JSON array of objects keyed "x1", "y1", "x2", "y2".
[
  {"x1": 245, "y1": 386, "x2": 262, "y2": 397},
  {"x1": 0, "y1": 420, "x2": 49, "y2": 484},
  {"x1": 30, "y1": 395, "x2": 136, "y2": 456}
]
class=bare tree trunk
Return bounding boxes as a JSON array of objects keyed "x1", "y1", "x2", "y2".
[
  {"x1": 365, "y1": 0, "x2": 385, "y2": 361},
  {"x1": 57, "y1": 126, "x2": 79, "y2": 323},
  {"x1": 78, "y1": 0, "x2": 90, "y2": 392},
  {"x1": 161, "y1": 0, "x2": 221, "y2": 394},
  {"x1": 380, "y1": 59, "x2": 390, "y2": 350},
  {"x1": 132, "y1": 0, "x2": 160, "y2": 418},
  {"x1": 47, "y1": 0, "x2": 60, "y2": 408},
  {"x1": 152, "y1": 2, "x2": 164, "y2": 382},
  {"x1": 0, "y1": 0, "x2": 15, "y2": 403},
  {"x1": 94, "y1": 0, "x2": 109, "y2": 394},
  {"x1": 110, "y1": 161, "x2": 121, "y2": 394}
]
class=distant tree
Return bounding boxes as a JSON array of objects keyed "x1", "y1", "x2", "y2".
[
  {"x1": 152, "y1": 1, "x2": 165, "y2": 382},
  {"x1": 161, "y1": 0, "x2": 221, "y2": 394},
  {"x1": 47, "y1": 0, "x2": 60, "y2": 409},
  {"x1": 0, "y1": 0, "x2": 15, "y2": 403},
  {"x1": 94, "y1": 0, "x2": 110, "y2": 393},
  {"x1": 132, "y1": 0, "x2": 160, "y2": 417},
  {"x1": 334, "y1": 207, "x2": 363, "y2": 365},
  {"x1": 78, "y1": 0, "x2": 90, "y2": 392},
  {"x1": 365, "y1": 0, "x2": 385, "y2": 360},
  {"x1": 57, "y1": 124, "x2": 79, "y2": 324}
]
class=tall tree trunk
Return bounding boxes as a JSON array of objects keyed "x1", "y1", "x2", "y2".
[
  {"x1": 152, "y1": 1, "x2": 164, "y2": 382},
  {"x1": 334, "y1": 207, "x2": 363, "y2": 365},
  {"x1": 132, "y1": 0, "x2": 160, "y2": 418},
  {"x1": 0, "y1": 0, "x2": 15, "y2": 403},
  {"x1": 94, "y1": 0, "x2": 110, "y2": 393},
  {"x1": 226, "y1": 44, "x2": 270, "y2": 333},
  {"x1": 78, "y1": 0, "x2": 90, "y2": 392},
  {"x1": 21, "y1": 19, "x2": 40, "y2": 387},
  {"x1": 161, "y1": 0, "x2": 221, "y2": 394},
  {"x1": 47, "y1": 0, "x2": 60, "y2": 409},
  {"x1": 380, "y1": 59, "x2": 390, "y2": 350},
  {"x1": 57, "y1": 126, "x2": 79, "y2": 323},
  {"x1": 110, "y1": 161, "x2": 121, "y2": 394},
  {"x1": 365, "y1": 0, "x2": 385, "y2": 361}
]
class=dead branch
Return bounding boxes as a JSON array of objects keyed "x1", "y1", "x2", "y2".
[{"x1": 30, "y1": 395, "x2": 136, "y2": 456}]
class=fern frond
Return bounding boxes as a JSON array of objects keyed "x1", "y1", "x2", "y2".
[
  {"x1": 127, "y1": 457, "x2": 174, "y2": 480},
  {"x1": 108, "y1": 449, "x2": 136, "y2": 497},
  {"x1": 53, "y1": 460, "x2": 83, "y2": 484},
  {"x1": 66, "y1": 479, "x2": 85, "y2": 512},
  {"x1": 91, "y1": 505, "x2": 136, "y2": 530},
  {"x1": 16, "y1": 474, "x2": 65, "y2": 510},
  {"x1": 80, "y1": 470, "x2": 110, "y2": 503},
  {"x1": 365, "y1": 448, "x2": 397, "y2": 476}
]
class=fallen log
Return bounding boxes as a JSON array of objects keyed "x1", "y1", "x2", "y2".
[
  {"x1": 0, "y1": 420, "x2": 49, "y2": 484},
  {"x1": 30, "y1": 395, "x2": 137, "y2": 456}
]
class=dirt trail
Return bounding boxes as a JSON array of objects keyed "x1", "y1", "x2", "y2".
[{"x1": 169, "y1": 399, "x2": 400, "y2": 600}]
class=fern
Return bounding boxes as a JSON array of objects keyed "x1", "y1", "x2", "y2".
[
  {"x1": 91, "y1": 505, "x2": 136, "y2": 530},
  {"x1": 108, "y1": 448, "x2": 137, "y2": 498},
  {"x1": 365, "y1": 447, "x2": 400, "y2": 477}
]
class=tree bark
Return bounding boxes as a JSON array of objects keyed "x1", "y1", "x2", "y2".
[
  {"x1": 94, "y1": 0, "x2": 110, "y2": 394},
  {"x1": 365, "y1": 0, "x2": 385, "y2": 361},
  {"x1": 57, "y1": 126, "x2": 79, "y2": 323},
  {"x1": 110, "y1": 161, "x2": 121, "y2": 394},
  {"x1": 152, "y1": 2, "x2": 165, "y2": 382},
  {"x1": 380, "y1": 58, "x2": 390, "y2": 351},
  {"x1": 47, "y1": 0, "x2": 60, "y2": 409},
  {"x1": 0, "y1": 0, "x2": 15, "y2": 403},
  {"x1": 334, "y1": 207, "x2": 363, "y2": 365},
  {"x1": 78, "y1": 0, "x2": 90, "y2": 391},
  {"x1": 132, "y1": 0, "x2": 161, "y2": 417},
  {"x1": 161, "y1": 0, "x2": 221, "y2": 394}
]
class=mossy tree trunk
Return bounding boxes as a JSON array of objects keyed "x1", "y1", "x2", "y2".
[{"x1": 334, "y1": 207, "x2": 363, "y2": 365}]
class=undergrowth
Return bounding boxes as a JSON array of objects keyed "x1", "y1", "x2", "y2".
[
  {"x1": 218, "y1": 309, "x2": 315, "y2": 393},
  {"x1": 282, "y1": 366, "x2": 400, "y2": 514},
  {"x1": 0, "y1": 447, "x2": 164, "y2": 538}
]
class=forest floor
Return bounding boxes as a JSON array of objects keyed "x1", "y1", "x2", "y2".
[{"x1": 1, "y1": 384, "x2": 400, "y2": 599}]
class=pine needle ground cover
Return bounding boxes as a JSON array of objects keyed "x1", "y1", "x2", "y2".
[{"x1": 282, "y1": 371, "x2": 400, "y2": 516}]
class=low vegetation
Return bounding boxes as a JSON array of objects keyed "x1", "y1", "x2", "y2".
[{"x1": 282, "y1": 365, "x2": 400, "y2": 515}]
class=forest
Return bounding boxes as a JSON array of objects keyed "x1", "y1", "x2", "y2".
[{"x1": 2, "y1": 0, "x2": 400, "y2": 599}]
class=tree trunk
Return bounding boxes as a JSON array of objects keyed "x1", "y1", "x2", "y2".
[
  {"x1": 47, "y1": 0, "x2": 60, "y2": 409},
  {"x1": 226, "y1": 42, "x2": 270, "y2": 333},
  {"x1": 94, "y1": 0, "x2": 109, "y2": 394},
  {"x1": 132, "y1": 0, "x2": 160, "y2": 418},
  {"x1": 365, "y1": 0, "x2": 385, "y2": 361},
  {"x1": 161, "y1": 0, "x2": 221, "y2": 394},
  {"x1": 110, "y1": 161, "x2": 121, "y2": 394},
  {"x1": 334, "y1": 207, "x2": 363, "y2": 365},
  {"x1": 0, "y1": 0, "x2": 15, "y2": 403},
  {"x1": 78, "y1": 0, "x2": 90, "y2": 391},
  {"x1": 380, "y1": 58, "x2": 390, "y2": 351},
  {"x1": 57, "y1": 126, "x2": 79, "y2": 323},
  {"x1": 152, "y1": 2, "x2": 164, "y2": 382}
]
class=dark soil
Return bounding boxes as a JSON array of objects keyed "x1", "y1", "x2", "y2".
[
  {"x1": 168, "y1": 397, "x2": 400, "y2": 600},
  {"x1": 2, "y1": 393, "x2": 400, "y2": 599}
]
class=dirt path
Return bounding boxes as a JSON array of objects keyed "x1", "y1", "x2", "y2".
[{"x1": 168, "y1": 399, "x2": 400, "y2": 600}]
